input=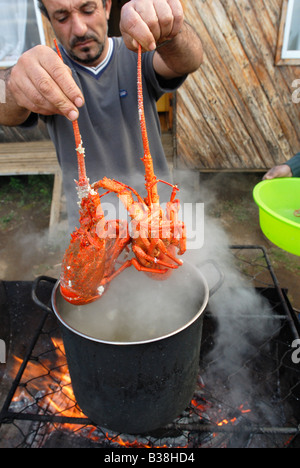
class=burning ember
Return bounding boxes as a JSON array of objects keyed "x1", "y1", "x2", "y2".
[
  {"x1": 11, "y1": 338, "x2": 82, "y2": 426},
  {"x1": 216, "y1": 404, "x2": 251, "y2": 427}
]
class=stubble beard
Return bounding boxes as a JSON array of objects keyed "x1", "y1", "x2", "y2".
[
  {"x1": 69, "y1": 40, "x2": 106, "y2": 65},
  {"x1": 68, "y1": 29, "x2": 107, "y2": 66}
]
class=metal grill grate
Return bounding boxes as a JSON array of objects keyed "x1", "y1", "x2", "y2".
[{"x1": 0, "y1": 246, "x2": 300, "y2": 448}]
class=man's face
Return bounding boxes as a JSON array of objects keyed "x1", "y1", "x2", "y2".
[{"x1": 44, "y1": 0, "x2": 112, "y2": 66}]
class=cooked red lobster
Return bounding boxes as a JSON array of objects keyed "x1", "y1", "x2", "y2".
[
  {"x1": 56, "y1": 41, "x2": 186, "y2": 305},
  {"x1": 55, "y1": 41, "x2": 130, "y2": 305}
]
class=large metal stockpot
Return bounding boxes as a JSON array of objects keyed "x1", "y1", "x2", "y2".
[{"x1": 32, "y1": 262, "x2": 222, "y2": 434}]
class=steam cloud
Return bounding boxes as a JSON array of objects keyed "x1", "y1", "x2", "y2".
[{"x1": 180, "y1": 171, "x2": 280, "y2": 426}]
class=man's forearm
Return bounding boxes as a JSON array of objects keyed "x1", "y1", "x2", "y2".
[
  {"x1": 155, "y1": 21, "x2": 203, "y2": 77},
  {"x1": 0, "y1": 68, "x2": 30, "y2": 126}
]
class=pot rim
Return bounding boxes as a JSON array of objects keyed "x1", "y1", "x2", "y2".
[{"x1": 51, "y1": 263, "x2": 209, "y2": 346}]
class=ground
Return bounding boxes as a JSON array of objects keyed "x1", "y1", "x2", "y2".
[{"x1": 0, "y1": 148, "x2": 299, "y2": 314}]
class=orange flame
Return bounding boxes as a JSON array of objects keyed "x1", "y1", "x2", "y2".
[
  {"x1": 239, "y1": 403, "x2": 251, "y2": 414},
  {"x1": 216, "y1": 403, "x2": 251, "y2": 427},
  {"x1": 105, "y1": 434, "x2": 169, "y2": 449},
  {"x1": 11, "y1": 338, "x2": 86, "y2": 432}
]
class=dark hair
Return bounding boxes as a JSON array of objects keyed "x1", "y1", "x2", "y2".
[
  {"x1": 38, "y1": 0, "x2": 107, "y2": 20},
  {"x1": 38, "y1": 0, "x2": 50, "y2": 20}
]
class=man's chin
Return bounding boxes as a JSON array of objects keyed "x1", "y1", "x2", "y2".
[
  {"x1": 69, "y1": 45, "x2": 104, "y2": 66},
  {"x1": 74, "y1": 55, "x2": 100, "y2": 65}
]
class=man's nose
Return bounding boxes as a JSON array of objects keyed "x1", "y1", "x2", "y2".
[{"x1": 71, "y1": 13, "x2": 88, "y2": 37}]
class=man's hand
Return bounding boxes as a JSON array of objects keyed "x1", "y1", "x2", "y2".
[
  {"x1": 120, "y1": 0, "x2": 184, "y2": 52},
  {"x1": 263, "y1": 165, "x2": 293, "y2": 180},
  {"x1": 7, "y1": 45, "x2": 84, "y2": 122}
]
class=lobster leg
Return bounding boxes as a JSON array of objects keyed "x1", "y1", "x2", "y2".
[
  {"x1": 148, "y1": 238, "x2": 183, "y2": 266},
  {"x1": 137, "y1": 234, "x2": 183, "y2": 267},
  {"x1": 131, "y1": 254, "x2": 168, "y2": 274},
  {"x1": 93, "y1": 177, "x2": 148, "y2": 222}
]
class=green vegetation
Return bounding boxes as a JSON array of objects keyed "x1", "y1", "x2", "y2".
[{"x1": 0, "y1": 175, "x2": 53, "y2": 228}]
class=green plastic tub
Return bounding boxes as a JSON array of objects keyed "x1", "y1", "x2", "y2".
[{"x1": 253, "y1": 178, "x2": 300, "y2": 256}]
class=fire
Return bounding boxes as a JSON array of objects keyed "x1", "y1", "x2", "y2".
[
  {"x1": 105, "y1": 434, "x2": 168, "y2": 449},
  {"x1": 191, "y1": 399, "x2": 207, "y2": 412},
  {"x1": 239, "y1": 404, "x2": 251, "y2": 414},
  {"x1": 217, "y1": 418, "x2": 237, "y2": 427},
  {"x1": 216, "y1": 404, "x2": 251, "y2": 427},
  {"x1": 11, "y1": 337, "x2": 86, "y2": 431}
]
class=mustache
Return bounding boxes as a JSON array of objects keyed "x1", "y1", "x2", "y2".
[{"x1": 70, "y1": 34, "x2": 100, "y2": 48}]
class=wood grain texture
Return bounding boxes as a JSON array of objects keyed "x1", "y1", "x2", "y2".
[{"x1": 176, "y1": 0, "x2": 300, "y2": 170}]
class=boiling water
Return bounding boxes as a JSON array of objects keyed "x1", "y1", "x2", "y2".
[{"x1": 55, "y1": 263, "x2": 207, "y2": 343}]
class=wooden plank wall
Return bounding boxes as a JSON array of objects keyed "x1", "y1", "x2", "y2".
[
  {"x1": 176, "y1": 0, "x2": 300, "y2": 171},
  {"x1": 0, "y1": 120, "x2": 50, "y2": 143}
]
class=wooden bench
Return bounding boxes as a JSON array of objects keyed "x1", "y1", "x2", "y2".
[{"x1": 0, "y1": 140, "x2": 63, "y2": 234}]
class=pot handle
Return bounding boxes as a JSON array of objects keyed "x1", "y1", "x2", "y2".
[
  {"x1": 32, "y1": 276, "x2": 57, "y2": 314},
  {"x1": 198, "y1": 260, "x2": 225, "y2": 297}
]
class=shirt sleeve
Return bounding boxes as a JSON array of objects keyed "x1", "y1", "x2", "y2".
[
  {"x1": 285, "y1": 153, "x2": 300, "y2": 177},
  {"x1": 18, "y1": 112, "x2": 38, "y2": 128}
]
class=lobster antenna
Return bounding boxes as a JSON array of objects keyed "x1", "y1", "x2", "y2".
[
  {"x1": 53, "y1": 39, "x2": 88, "y2": 190},
  {"x1": 137, "y1": 44, "x2": 159, "y2": 205}
]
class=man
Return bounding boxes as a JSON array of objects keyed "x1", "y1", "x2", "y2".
[
  {"x1": 0, "y1": 0, "x2": 202, "y2": 230},
  {"x1": 263, "y1": 153, "x2": 300, "y2": 179}
]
